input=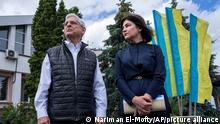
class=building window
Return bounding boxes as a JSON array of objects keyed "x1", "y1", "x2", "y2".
[
  {"x1": 0, "y1": 76, "x2": 8, "y2": 101},
  {"x1": 15, "y1": 25, "x2": 25, "y2": 54},
  {"x1": 0, "y1": 26, "x2": 9, "y2": 51}
]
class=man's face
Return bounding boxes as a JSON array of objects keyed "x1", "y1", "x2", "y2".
[{"x1": 64, "y1": 16, "x2": 86, "y2": 39}]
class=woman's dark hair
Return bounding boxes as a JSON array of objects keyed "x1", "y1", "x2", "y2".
[{"x1": 121, "y1": 13, "x2": 152, "y2": 42}]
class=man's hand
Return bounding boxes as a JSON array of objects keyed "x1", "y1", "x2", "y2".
[
  {"x1": 38, "y1": 116, "x2": 50, "y2": 124},
  {"x1": 96, "y1": 122, "x2": 105, "y2": 124}
]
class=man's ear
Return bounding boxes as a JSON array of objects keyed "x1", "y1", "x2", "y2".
[{"x1": 82, "y1": 27, "x2": 86, "y2": 35}]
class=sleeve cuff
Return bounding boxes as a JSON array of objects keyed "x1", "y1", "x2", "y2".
[
  {"x1": 145, "y1": 91, "x2": 158, "y2": 99},
  {"x1": 125, "y1": 94, "x2": 135, "y2": 105},
  {"x1": 96, "y1": 108, "x2": 106, "y2": 117},
  {"x1": 36, "y1": 109, "x2": 48, "y2": 119}
]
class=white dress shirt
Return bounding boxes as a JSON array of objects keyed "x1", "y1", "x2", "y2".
[{"x1": 34, "y1": 40, "x2": 107, "y2": 119}]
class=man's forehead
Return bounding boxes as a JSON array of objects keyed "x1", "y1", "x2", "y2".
[{"x1": 65, "y1": 16, "x2": 78, "y2": 22}]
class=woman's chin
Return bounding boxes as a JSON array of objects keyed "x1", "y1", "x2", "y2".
[{"x1": 124, "y1": 37, "x2": 131, "y2": 41}]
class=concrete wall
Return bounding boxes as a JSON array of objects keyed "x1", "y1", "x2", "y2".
[{"x1": 0, "y1": 16, "x2": 33, "y2": 107}]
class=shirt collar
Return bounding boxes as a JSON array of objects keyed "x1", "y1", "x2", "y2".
[{"x1": 64, "y1": 40, "x2": 82, "y2": 51}]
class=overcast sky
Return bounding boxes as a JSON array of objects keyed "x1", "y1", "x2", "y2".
[{"x1": 0, "y1": 0, "x2": 219, "y2": 73}]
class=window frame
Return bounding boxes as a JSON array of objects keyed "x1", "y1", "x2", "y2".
[
  {"x1": 0, "y1": 72, "x2": 13, "y2": 104},
  {"x1": 15, "y1": 25, "x2": 26, "y2": 54},
  {"x1": 0, "y1": 26, "x2": 9, "y2": 51}
]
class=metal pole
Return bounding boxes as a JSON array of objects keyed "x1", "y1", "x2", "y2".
[
  {"x1": 189, "y1": 102, "x2": 192, "y2": 116},
  {"x1": 193, "y1": 102, "x2": 196, "y2": 116},
  {"x1": 178, "y1": 96, "x2": 183, "y2": 116}
]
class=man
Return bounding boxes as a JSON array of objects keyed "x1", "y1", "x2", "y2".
[{"x1": 34, "y1": 13, "x2": 107, "y2": 124}]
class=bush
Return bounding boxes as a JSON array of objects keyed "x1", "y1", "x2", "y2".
[
  {"x1": 197, "y1": 100, "x2": 220, "y2": 117},
  {"x1": 2, "y1": 103, "x2": 37, "y2": 124},
  {"x1": 170, "y1": 95, "x2": 220, "y2": 121}
]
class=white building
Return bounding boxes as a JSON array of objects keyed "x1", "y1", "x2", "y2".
[{"x1": 0, "y1": 15, "x2": 34, "y2": 111}]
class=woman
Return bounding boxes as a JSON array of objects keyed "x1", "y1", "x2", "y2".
[{"x1": 115, "y1": 13, "x2": 171, "y2": 123}]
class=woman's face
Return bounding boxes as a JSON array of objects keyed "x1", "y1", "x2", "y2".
[{"x1": 122, "y1": 19, "x2": 141, "y2": 41}]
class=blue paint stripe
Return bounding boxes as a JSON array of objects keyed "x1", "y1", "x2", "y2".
[
  {"x1": 189, "y1": 14, "x2": 198, "y2": 103},
  {"x1": 165, "y1": 8, "x2": 184, "y2": 96},
  {"x1": 153, "y1": 10, "x2": 172, "y2": 97},
  {"x1": 152, "y1": 37, "x2": 156, "y2": 45}
]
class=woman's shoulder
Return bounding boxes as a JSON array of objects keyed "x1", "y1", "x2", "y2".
[
  {"x1": 146, "y1": 44, "x2": 162, "y2": 51},
  {"x1": 116, "y1": 48, "x2": 128, "y2": 57},
  {"x1": 145, "y1": 44, "x2": 163, "y2": 57},
  {"x1": 146, "y1": 43, "x2": 159, "y2": 48}
]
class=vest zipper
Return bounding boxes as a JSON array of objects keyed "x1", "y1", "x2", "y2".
[
  {"x1": 63, "y1": 42, "x2": 88, "y2": 118},
  {"x1": 71, "y1": 54, "x2": 77, "y2": 117},
  {"x1": 74, "y1": 47, "x2": 84, "y2": 117}
]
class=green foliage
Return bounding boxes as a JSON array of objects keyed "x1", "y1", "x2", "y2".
[
  {"x1": 2, "y1": 103, "x2": 37, "y2": 124},
  {"x1": 55, "y1": 0, "x2": 68, "y2": 42},
  {"x1": 169, "y1": 96, "x2": 188, "y2": 116},
  {"x1": 170, "y1": 0, "x2": 190, "y2": 30},
  {"x1": 114, "y1": 0, "x2": 134, "y2": 24},
  {"x1": 197, "y1": 101, "x2": 220, "y2": 118},
  {"x1": 68, "y1": 7, "x2": 83, "y2": 18},
  {"x1": 209, "y1": 54, "x2": 219, "y2": 84},
  {"x1": 169, "y1": 95, "x2": 220, "y2": 120},
  {"x1": 25, "y1": 0, "x2": 58, "y2": 102},
  {"x1": 171, "y1": 0, "x2": 178, "y2": 9},
  {"x1": 98, "y1": 0, "x2": 133, "y2": 117}
]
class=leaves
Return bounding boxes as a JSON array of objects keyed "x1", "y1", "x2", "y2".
[{"x1": 2, "y1": 103, "x2": 37, "y2": 124}]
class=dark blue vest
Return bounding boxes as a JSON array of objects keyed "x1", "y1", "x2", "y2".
[{"x1": 47, "y1": 42, "x2": 97, "y2": 121}]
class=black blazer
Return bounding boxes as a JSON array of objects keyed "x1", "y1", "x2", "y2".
[{"x1": 115, "y1": 42, "x2": 171, "y2": 114}]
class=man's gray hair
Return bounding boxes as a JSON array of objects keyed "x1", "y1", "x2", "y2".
[{"x1": 65, "y1": 13, "x2": 85, "y2": 28}]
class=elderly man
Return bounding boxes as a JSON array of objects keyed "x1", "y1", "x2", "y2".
[{"x1": 34, "y1": 13, "x2": 107, "y2": 124}]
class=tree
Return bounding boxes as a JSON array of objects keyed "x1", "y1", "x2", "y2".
[
  {"x1": 25, "y1": 0, "x2": 58, "y2": 101},
  {"x1": 171, "y1": 0, "x2": 177, "y2": 9},
  {"x1": 98, "y1": 0, "x2": 134, "y2": 117},
  {"x1": 209, "y1": 44, "x2": 219, "y2": 84},
  {"x1": 171, "y1": 0, "x2": 189, "y2": 30},
  {"x1": 55, "y1": 2, "x2": 83, "y2": 43},
  {"x1": 68, "y1": 7, "x2": 83, "y2": 18},
  {"x1": 55, "y1": 0, "x2": 68, "y2": 43}
]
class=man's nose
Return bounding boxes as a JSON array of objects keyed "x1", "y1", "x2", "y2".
[
  {"x1": 67, "y1": 23, "x2": 71, "y2": 27},
  {"x1": 66, "y1": 22, "x2": 72, "y2": 27}
]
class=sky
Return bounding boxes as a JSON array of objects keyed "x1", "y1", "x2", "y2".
[{"x1": 0, "y1": 0, "x2": 219, "y2": 73}]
